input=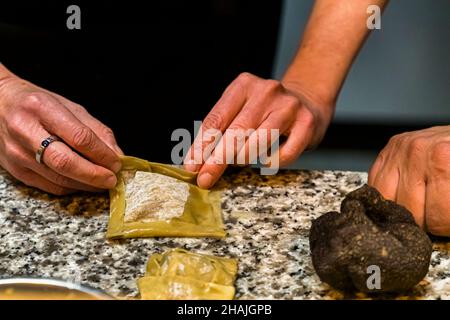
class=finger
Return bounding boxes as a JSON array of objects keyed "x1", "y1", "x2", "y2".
[
  {"x1": 5, "y1": 139, "x2": 105, "y2": 193},
  {"x1": 236, "y1": 108, "x2": 295, "y2": 165},
  {"x1": 9, "y1": 115, "x2": 117, "y2": 189},
  {"x1": 278, "y1": 108, "x2": 315, "y2": 168},
  {"x1": 42, "y1": 141, "x2": 118, "y2": 189},
  {"x1": 367, "y1": 155, "x2": 382, "y2": 185},
  {"x1": 64, "y1": 102, "x2": 124, "y2": 155},
  {"x1": 37, "y1": 89, "x2": 124, "y2": 156},
  {"x1": 371, "y1": 164, "x2": 400, "y2": 201},
  {"x1": 196, "y1": 98, "x2": 267, "y2": 189},
  {"x1": 184, "y1": 73, "x2": 253, "y2": 172},
  {"x1": 425, "y1": 177, "x2": 450, "y2": 236},
  {"x1": 7, "y1": 164, "x2": 76, "y2": 195},
  {"x1": 25, "y1": 92, "x2": 121, "y2": 172},
  {"x1": 23, "y1": 151, "x2": 105, "y2": 192},
  {"x1": 395, "y1": 168, "x2": 426, "y2": 229},
  {"x1": 196, "y1": 124, "x2": 253, "y2": 189},
  {"x1": 369, "y1": 137, "x2": 404, "y2": 200}
]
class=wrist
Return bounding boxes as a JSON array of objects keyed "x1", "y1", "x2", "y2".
[
  {"x1": 282, "y1": 79, "x2": 335, "y2": 148},
  {"x1": 282, "y1": 73, "x2": 337, "y2": 111}
]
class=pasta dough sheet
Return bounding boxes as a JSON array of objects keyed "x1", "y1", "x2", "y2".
[
  {"x1": 106, "y1": 156, "x2": 226, "y2": 239},
  {"x1": 138, "y1": 249, "x2": 238, "y2": 300}
]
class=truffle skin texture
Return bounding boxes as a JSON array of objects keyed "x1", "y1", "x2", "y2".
[{"x1": 309, "y1": 184, "x2": 432, "y2": 293}]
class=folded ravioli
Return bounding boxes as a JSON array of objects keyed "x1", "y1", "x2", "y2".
[
  {"x1": 106, "y1": 156, "x2": 226, "y2": 239},
  {"x1": 138, "y1": 249, "x2": 238, "y2": 300}
]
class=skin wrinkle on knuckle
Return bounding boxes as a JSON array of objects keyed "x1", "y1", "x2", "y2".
[
  {"x1": 203, "y1": 112, "x2": 224, "y2": 131},
  {"x1": 228, "y1": 121, "x2": 250, "y2": 132},
  {"x1": 72, "y1": 126, "x2": 95, "y2": 150},
  {"x1": 47, "y1": 148, "x2": 72, "y2": 172}
]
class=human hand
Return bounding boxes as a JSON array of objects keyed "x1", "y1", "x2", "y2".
[
  {"x1": 368, "y1": 126, "x2": 450, "y2": 236},
  {"x1": 184, "y1": 72, "x2": 333, "y2": 189},
  {"x1": 0, "y1": 67, "x2": 123, "y2": 195}
]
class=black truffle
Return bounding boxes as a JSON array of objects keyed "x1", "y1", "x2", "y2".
[{"x1": 309, "y1": 184, "x2": 432, "y2": 293}]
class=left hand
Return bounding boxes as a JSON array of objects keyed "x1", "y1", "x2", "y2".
[{"x1": 368, "y1": 126, "x2": 450, "y2": 236}]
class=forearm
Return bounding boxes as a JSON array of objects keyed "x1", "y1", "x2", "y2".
[{"x1": 283, "y1": 0, "x2": 388, "y2": 122}]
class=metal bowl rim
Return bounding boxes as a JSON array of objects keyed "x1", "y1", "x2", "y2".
[{"x1": 0, "y1": 277, "x2": 113, "y2": 299}]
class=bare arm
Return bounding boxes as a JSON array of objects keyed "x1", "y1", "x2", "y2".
[{"x1": 283, "y1": 0, "x2": 388, "y2": 140}]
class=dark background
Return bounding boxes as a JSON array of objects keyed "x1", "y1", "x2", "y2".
[
  {"x1": 0, "y1": 0, "x2": 281, "y2": 162},
  {"x1": 1, "y1": 0, "x2": 449, "y2": 171}
]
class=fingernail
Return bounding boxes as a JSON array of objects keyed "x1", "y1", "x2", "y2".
[
  {"x1": 198, "y1": 172, "x2": 213, "y2": 189},
  {"x1": 104, "y1": 175, "x2": 117, "y2": 189},
  {"x1": 111, "y1": 160, "x2": 122, "y2": 173}
]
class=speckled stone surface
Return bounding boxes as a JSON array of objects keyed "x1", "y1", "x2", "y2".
[{"x1": 1, "y1": 166, "x2": 449, "y2": 300}]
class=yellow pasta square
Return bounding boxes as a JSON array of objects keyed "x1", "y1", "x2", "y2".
[
  {"x1": 138, "y1": 249, "x2": 238, "y2": 300},
  {"x1": 106, "y1": 156, "x2": 226, "y2": 239}
]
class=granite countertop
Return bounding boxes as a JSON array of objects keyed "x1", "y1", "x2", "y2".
[{"x1": 1, "y1": 166, "x2": 450, "y2": 300}]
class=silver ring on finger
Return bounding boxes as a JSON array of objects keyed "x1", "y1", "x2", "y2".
[{"x1": 35, "y1": 135, "x2": 60, "y2": 164}]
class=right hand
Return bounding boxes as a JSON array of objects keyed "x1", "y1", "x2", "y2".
[
  {"x1": 183, "y1": 72, "x2": 333, "y2": 189},
  {"x1": 0, "y1": 67, "x2": 123, "y2": 195}
]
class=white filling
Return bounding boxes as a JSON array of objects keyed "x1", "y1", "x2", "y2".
[{"x1": 124, "y1": 171, "x2": 189, "y2": 223}]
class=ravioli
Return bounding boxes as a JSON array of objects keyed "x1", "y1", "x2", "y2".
[
  {"x1": 106, "y1": 156, "x2": 226, "y2": 239},
  {"x1": 138, "y1": 249, "x2": 238, "y2": 300}
]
